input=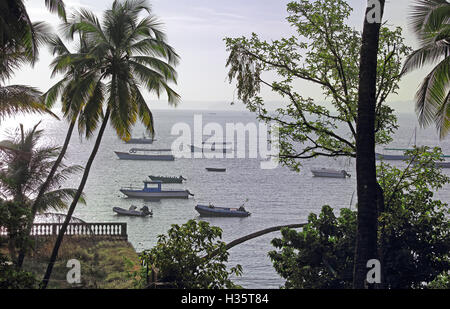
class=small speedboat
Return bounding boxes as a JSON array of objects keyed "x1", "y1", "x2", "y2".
[
  {"x1": 205, "y1": 167, "x2": 226, "y2": 172},
  {"x1": 148, "y1": 175, "x2": 186, "y2": 183},
  {"x1": 195, "y1": 204, "x2": 250, "y2": 217},
  {"x1": 311, "y1": 168, "x2": 351, "y2": 178},
  {"x1": 113, "y1": 205, "x2": 152, "y2": 217}
]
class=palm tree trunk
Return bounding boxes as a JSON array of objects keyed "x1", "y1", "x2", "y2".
[
  {"x1": 40, "y1": 108, "x2": 110, "y2": 289},
  {"x1": 17, "y1": 118, "x2": 77, "y2": 268},
  {"x1": 354, "y1": 0, "x2": 385, "y2": 289}
]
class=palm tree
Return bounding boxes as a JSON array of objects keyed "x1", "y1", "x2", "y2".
[
  {"x1": 402, "y1": 0, "x2": 450, "y2": 138},
  {"x1": 41, "y1": 0, "x2": 180, "y2": 288},
  {"x1": 0, "y1": 0, "x2": 65, "y2": 121},
  {"x1": 354, "y1": 0, "x2": 386, "y2": 289},
  {"x1": 0, "y1": 122, "x2": 85, "y2": 264},
  {"x1": 16, "y1": 33, "x2": 96, "y2": 268}
]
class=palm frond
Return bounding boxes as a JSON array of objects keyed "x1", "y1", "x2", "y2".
[
  {"x1": 0, "y1": 85, "x2": 59, "y2": 121},
  {"x1": 45, "y1": 0, "x2": 67, "y2": 21}
]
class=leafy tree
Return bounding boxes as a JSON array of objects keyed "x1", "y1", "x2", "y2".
[
  {"x1": 18, "y1": 29, "x2": 98, "y2": 268},
  {"x1": 269, "y1": 148, "x2": 450, "y2": 289},
  {"x1": 138, "y1": 220, "x2": 242, "y2": 289},
  {"x1": 41, "y1": 0, "x2": 180, "y2": 288},
  {"x1": 402, "y1": 0, "x2": 450, "y2": 138},
  {"x1": 225, "y1": 0, "x2": 410, "y2": 171},
  {"x1": 0, "y1": 123, "x2": 85, "y2": 264}
]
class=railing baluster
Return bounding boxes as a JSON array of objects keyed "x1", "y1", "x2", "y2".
[{"x1": 0, "y1": 222, "x2": 127, "y2": 240}]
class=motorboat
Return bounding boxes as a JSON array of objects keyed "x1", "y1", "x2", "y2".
[
  {"x1": 114, "y1": 148, "x2": 175, "y2": 161},
  {"x1": 148, "y1": 175, "x2": 186, "y2": 183},
  {"x1": 311, "y1": 168, "x2": 351, "y2": 178},
  {"x1": 113, "y1": 205, "x2": 152, "y2": 217},
  {"x1": 195, "y1": 204, "x2": 250, "y2": 217},
  {"x1": 120, "y1": 181, "x2": 193, "y2": 199}
]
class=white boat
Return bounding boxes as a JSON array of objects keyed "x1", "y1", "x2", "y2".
[
  {"x1": 311, "y1": 168, "x2": 351, "y2": 178},
  {"x1": 125, "y1": 133, "x2": 154, "y2": 144},
  {"x1": 114, "y1": 148, "x2": 175, "y2": 161},
  {"x1": 120, "y1": 181, "x2": 193, "y2": 199}
]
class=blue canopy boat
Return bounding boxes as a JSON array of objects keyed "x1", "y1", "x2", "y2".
[
  {"x1": 195, "y1": 204, "x2": 250, "y2": 217},
  {"x1": 120, "y1": 181, "x2": 193, "y2": 199}
]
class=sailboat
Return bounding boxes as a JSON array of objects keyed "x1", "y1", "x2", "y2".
[
  {"x1": 376, "y1": 128, "x2": 450, "y2": 165},
  {"x1": 376, "y1": 128, "x2": 417, "y2": 161}
]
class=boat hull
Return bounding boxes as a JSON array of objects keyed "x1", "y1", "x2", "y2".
[
  {"x1": 120, "y1": 189, "x2": 189, "y2": 199},
  {"x1": 148, "y1": 176, "x2": 184, "y2": 183},
  {"x1": 195, "y1": 205, "x2": 250, "y2": 217},
  {"x1": 205, "y1": 168, "x2": 226, "y2": 172},
  {"x1": 113, "y1": 207, "x2": 151, "y2": 217},
  {"x1": 115, "y1": 151, "x2": 174, "y2": 161},
  {"x1": 125, "y1": 138, "x2": 153, "y2": 144},
  {"x1": 311, "y1": 168, "x2": 349, "y2": 178},
  {"x1": 376, "y1": 153, "x2": 410, "y2": 160}
]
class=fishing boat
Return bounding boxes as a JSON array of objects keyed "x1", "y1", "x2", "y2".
[
  {"x1": 412, "y1": 161, "x2": 450, "y2": 168},
  {"x1": 114, "y1": 148, "x2": 175, "y2": 161},
  {"x1": 125, "y1": 133, "x2": 154, "y2": 144},
  {"x1": 205, "y1": 167, "x2": 226, "y2": 172},
  {"x1": 311, "y1": 168, "x2": 351, "y2": 178},
  {"x1": 190, "y1": 143, "x2": 232, "y2": 154},
  {"x1": 148, "y1": 175, "x2": 186, "y2": 183},
  {"x1": 120, "y1": 181, "x2": 193, "y2": 199},
  {"x1": 375, "y1": 153, "x2": 410, "y2": 160},
  {"x1": 195, "y1": 204, "x2": 251, "y2": 217},
  {"x1": 377, "y1": 127, "x2": 450, "y2": 160},
  {"x1": 113, "y1": 205, "x2": 152, "y2": 217}
]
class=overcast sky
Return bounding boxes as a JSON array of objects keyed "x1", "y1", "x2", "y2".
[{"x1": 9, "y1": 0, "x2": 427, "y2": 113}]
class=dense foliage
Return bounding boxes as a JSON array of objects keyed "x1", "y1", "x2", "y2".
[
  {"x1": 225, "y1": 0, "x2": 411, "y2": 171},
  {"x1": 269, "y1": 148, "x2": 450, "y2": 288},
  {"x1": 0, "y1": 254, "x2": 37, "y2": 289},
  {"x1": 138, "y1": 220, "x2": 242, "y2": 289},
  {"x1": 0, "y1": 123, "x2": 84, "y2": 264}
]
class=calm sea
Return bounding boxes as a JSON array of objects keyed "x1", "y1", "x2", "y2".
[{"x1": 2, "y1": 109, "x2": 450, "y2": 288}]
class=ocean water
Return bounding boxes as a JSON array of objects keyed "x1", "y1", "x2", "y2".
[{"x1": 2, "y1": 109, "x2": 450, "y2": 288}]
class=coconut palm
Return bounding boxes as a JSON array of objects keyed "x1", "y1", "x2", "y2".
[
  {"x1": 0, "y1": 0, "x2": 65, "y2": 121},
  {"x1": 15, "y1": 33, "x2": 96, "y2": 268},
  {"x1": 402, "y1": 0, "x2": 450, "y2": 138},
  {"x1": 0, "y1": 0, "x2": 66, "y2": 69},
  {"x1": 0, "y1": 122, "x2": 85, "y2": 264},
  {"x1": 354, "y1": 0, "x2": 386, "y2": 289},
  {"x1": 41, "y1": 0, "x2": 180, "y2": 288},
  {"x1": 0, "y1": 0, "x2": 65, "y2": 117}
]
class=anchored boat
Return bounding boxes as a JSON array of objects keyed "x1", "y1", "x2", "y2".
[
  {"x1": 195, "y1": 204, "x2": 251, "y2": 217},
  {"x1": 120, "y1": 181, "x2": 193, "y2": 199},
  {"x1": 190, "y1": 142, "x2": 232, "y2": 154},
  {"x1": 114, "y1": 148, "x2": 175, "y2": 161},
  {"x1": 205, "y1": 167, "x2": 226, "y2": 172},
  {"x1": 148, "y1": 175, "x2": 186, "y2": 183},
  {"x1": 125, "y1": 133, "x2": 154, "y2": 144},
  {"x1": 311, "y1": 168, "x2": 351, "y2": 178},
  {"x1": 113, "y1": 205, "x2": 152, "y2": 217}
]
